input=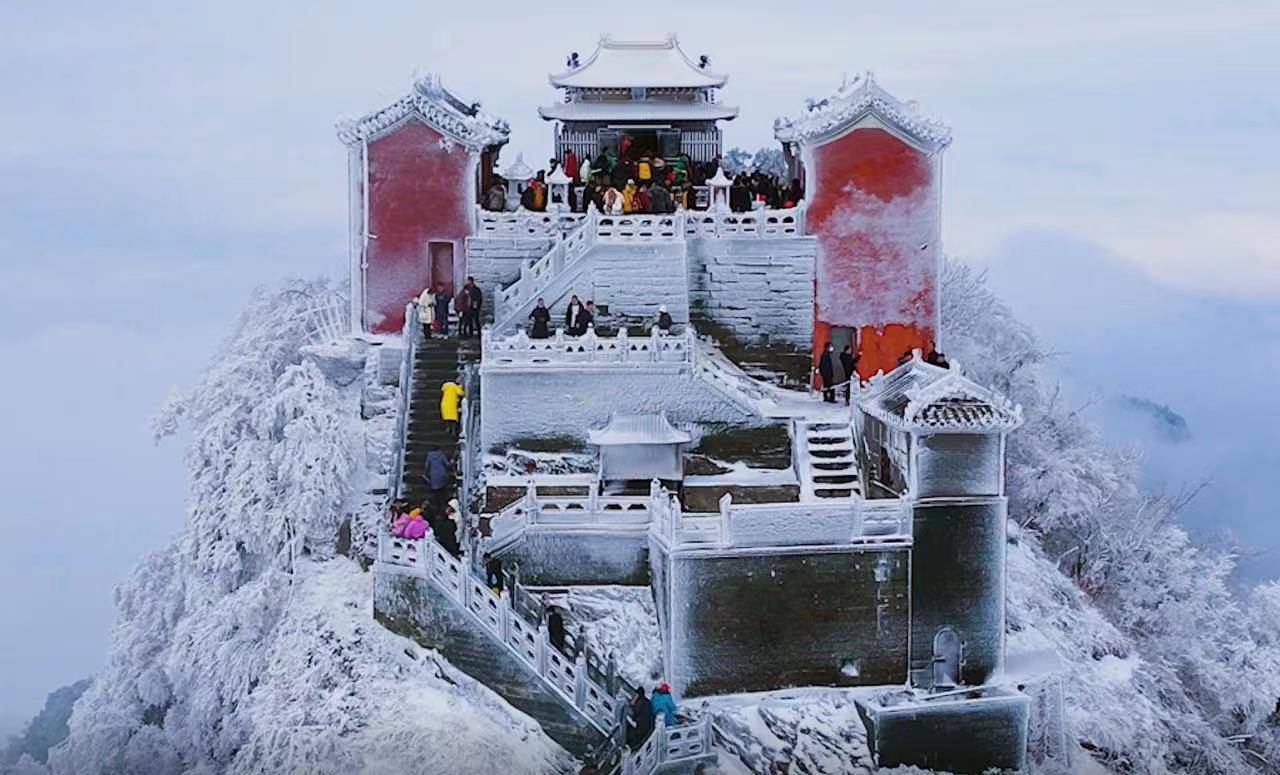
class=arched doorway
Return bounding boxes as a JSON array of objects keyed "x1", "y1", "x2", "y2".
[{"x1": 932, "y1": 627, "x2": 962, "y2": 689}]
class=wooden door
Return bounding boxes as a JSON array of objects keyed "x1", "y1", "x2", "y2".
[{"x1": 428, "y1": 241, "x2": 454, "y2": 296}]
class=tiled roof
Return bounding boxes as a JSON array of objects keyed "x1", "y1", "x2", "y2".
[
  {"x1": 774, "y1": 71, "x2": 950, "y2": 152},
  {"x1": 550, "y1": 35, "x2": 727, "y2": 90},
  {"x1": 857, "y1": 359, "x2": 1022, "y2": 433},
  {"x1": 336, "y1": 74, "x2": 509, "y2": 150}
]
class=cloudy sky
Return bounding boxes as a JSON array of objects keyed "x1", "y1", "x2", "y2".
[{"x1": 1, "y1": 0, "x2": 1276, "y2": 730}]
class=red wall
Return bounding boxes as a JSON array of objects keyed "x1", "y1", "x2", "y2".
[
  {"x1": 365, "y1": 120, "x2": 473, "y2": 333},
  {"x1": 806, "y1": 127, "x2": 939, "y2": 379}
]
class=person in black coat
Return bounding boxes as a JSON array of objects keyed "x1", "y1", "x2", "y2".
[
  {"x1": 432, "y1": 284, "x2": 451, "y2": 336},
  {"x1": 528, "y1": 298, "x2": 551, "y2": 339},
  {"x1": 484, "y1": 553, "x2": 504, "y2": 593},
  {"x1": 839, "y1": 345, "x2": 858, "y2": 404},
  {"x1": 546, "y1": 607, "x2": 566, "y2": 651},
  {"x1": 464, "y1": 277, "x2": 483, "y2": 338},
  {"x1": 626, "y1": 688, "x2": 655, "y2": 750},
  {"x1": 818, "y1": 343, "x2": 836, "y2": 403}
]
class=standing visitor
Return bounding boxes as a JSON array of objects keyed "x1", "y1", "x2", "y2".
[
  {"x1": 650, "y1": 683, "x2": 678, "y2": 726},
  {"x1": 417, "y1": 286, "x2": 436, "y2": 336},
  {"x1": 654, "y1": 304, "x2": 673, "y2": 334},
  {"x1": 581, "y1": 300, "x2": 595, "y2": 333},
  {"x1": 634, "y1": 183, "x2": 651, "y2": 214},
  {"x1": 627, "y1": 688, "x2": 654, "y2": 750},
  {"x1": 453, "y1": 284, "x2": 472, "y2": 337},
  {"x1": 424, "y1": 446, "x2": 452, "y2": 508},
  {"x1": 440, "y1": 379, "x2": 465, "y2": 436},
  {"x1": 579, "y1": 154, "x2": 593, "y2": 183},
  {"x1": 563, "y1": 149, "x2": 579, "y2": 180},
  {"x1": 484, "y1": 181, "x2": 506, "y2": 212},
  {"x1": 463, "y1": 276, "x2": 483, "y2": 338},
  {"x1": 840, "y1": 344, "x2": 858, "y2": 403},
  {"x1": 637, "y1": 155, "x2": 652, "y2": 184},
  {"x1": 649, "y1": 181, "x2": 671, "y2": 214},
  {"x1": 622, "y1": 179, "x2": 638, "y2": 213},
  {"x1": 565, "y1": 295, "x2": 586, "y2": 335},
  {"x1": 603, "y1": 185, "x2": 623, "y2": 215},
  {"x1": 529, "y1": 298, "x2": 552, "y2": 339},
  {"x1": 818, "y1": 343, "x2": 836, "y2": 403},
  {"x1": 484, "y1": 553, "x2": 504, "y2": 593},
  {"x1": 435, "y1": 498, "x2": 461, "y2": 556},
  {"x1": 581, "y1": 176, "x2": 598, "y2": 214},
  {"x1": 520, "y1": 180, "x2": 538, "y2": 211},
  {"x1": 433, "y1": 284, "x2": 451, "y2": 336},
  {"x1": 546, "y1": 607, "x2": 567, "y2": 651}
]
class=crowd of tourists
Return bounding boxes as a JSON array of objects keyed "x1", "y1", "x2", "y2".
[
  {"x1": 527, "y1": 296, "x2": 673, "y2": 339},
  {"x1": 387, "y1": 494, "x2": 463, "y2": 555},
  {"x1": 483, "y1": 146, "x2": 805, "y2": 216}
]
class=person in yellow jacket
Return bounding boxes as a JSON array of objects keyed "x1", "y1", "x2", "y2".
[
  {"x1": 621, "y1": 180, "x2": 638, "y2": 213},
  {"x1": 440, "y1": 380, "x2": 465, "y2": 436},
  {"x1": 637, "y1": 157, "x2": 652, "y2": 183}
]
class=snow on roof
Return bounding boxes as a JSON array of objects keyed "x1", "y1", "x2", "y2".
[
  {"x1": 336, "y1": 74, "x2": 510, "y2": 150},
  {"x1": 587, "y1": 413, "x2": 692, "y2": 446},
  {"x1": 774, "y1": 71, "x2": 951, "y2": 152},
  {"x1": 498, "y1": 152, "x2": 534, "y2": 180},
  {"x1": 538, "y1": 100, "x2": 738, "y2": 122},
  {"x1": 858, "y1": 358, "x2": 1022, "y2": 433},
  {"x1": 550, "y1": 34, "x2": 727, "y2": 90}
]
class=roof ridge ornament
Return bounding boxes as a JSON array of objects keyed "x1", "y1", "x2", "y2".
[
  {"x1": 336, "y1": 72, "x2": 509, "y2": 149},
  {"x1": 774, "y1": 70, "x2": 950, "y2": 151}
]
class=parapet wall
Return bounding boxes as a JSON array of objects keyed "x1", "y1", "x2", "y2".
[
  {"x1": 664, "y1": 543, "x2": 910, "y2": 697},
  {"x1": 687, "y1": 237, "x2": 816, "y2": 348},
  {"x1": 479, "y1": 364, "x2": 759, "y2": 452}
]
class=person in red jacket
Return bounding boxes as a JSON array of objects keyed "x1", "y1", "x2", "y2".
[{"x1": 563, "y1": 149, "x2": 579, "y2": 179}]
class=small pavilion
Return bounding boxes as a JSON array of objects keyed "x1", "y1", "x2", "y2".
[{"x1": 588, "y1": 413, "x2": 691, "y2": 483}]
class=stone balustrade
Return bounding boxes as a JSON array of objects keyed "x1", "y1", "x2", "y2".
[
  {"x1": 482, "y1": 327, "x2": 696, "y2": 367},
  {"x1": 683, "y1": 206, "x2": 806, "y2": 239},
  {"x1": 476, "y1": 207, "x2": 585, "y2": 237},
  {"x1": 649, "y1": 481, "x2": 912, "y2": 551}
]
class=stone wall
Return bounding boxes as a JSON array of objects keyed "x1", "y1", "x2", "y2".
[
  {"x1": 665, "y1": 544, "x2": 910, "y2": 697},
  {"x1": 479, "y1": 364, "x2": 759, "y2": 452},
  {"x1": 908, "y1": 498, "x2": 1007, "y2": 689},
  {"x1": 497, "y1": 529, "x2": 650, "y2": 586},
  {"x1": 464, "y1": 236, "x2": 553, "y2": 318},
  {"x1": 588, "y1": 243, "x2": 691, "y2": 330},
  {"x1": 856, "y1": 688, "x2": 1030, "y2": 773},
  {"x1": 687, "y1": 237, "x2": 816, "y2": 347}
]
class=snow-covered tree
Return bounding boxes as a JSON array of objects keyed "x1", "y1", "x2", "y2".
[{"x1": 52, "y1": 280, "x2": 569, "y2": 775}]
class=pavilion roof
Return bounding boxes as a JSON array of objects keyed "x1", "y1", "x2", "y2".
[
  {"x1": 336, "y1": 74, "x2": 509, "y2": 150},
  {"x1": 857, "y1": 358, "x2": 1022, "y2": 434},
  {"x1": 774, "y1": 71, "x2": 950, "y2": 152},
  {"x1": 550, "y1": 35, "x2": 727, "y2": 90},
  {"x1": 587, "y1": 413, "x2": 692, "y2": 446}
]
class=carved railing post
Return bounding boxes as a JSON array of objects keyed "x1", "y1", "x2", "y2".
[
  {"x1": 535, "y1": 622, "x2": 549, "y2": 676},
  {"x1": 573, "y1": 651, "x2": 588, "y2": 708},
  {"x1": 498, "y1": 588, "x2": 512, "y2": 644},
  {"x1": 524, "y1": 479, "x2": 539, "y2": 524},
  {"x1": 719, "y1": 493, "x2": 733, "y2": 548}
]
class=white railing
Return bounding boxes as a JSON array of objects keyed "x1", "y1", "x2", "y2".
[
  {"x1": 650, "y1": 481, "x2": 912, "y2": 551},
  {"x1": 387, "y1": 301, "x2": 423, "y2": 499},
  {"x1": 683, "y1": 207, "x2": 806, "y2": 239},
  {"x1": 690, "y1": 339, "x2": 775, "y2": 409},
  {"x1": 494, "y1": 214, "x2": 597, "y2": 326},
  {"x1": 482, "y1": 327, "x2": 696, "y2": 366},
  {"x1": 377, "y1": 528, "x2": 711, "y2": 774},
  {"x1": 485, "y1": 481, "x2": 654, "y2": 554},
  {"x1": 596, "y1": 213, "x2": 684, "y2": 242},
  {"x1": 475, "y1": 207, "x2": 585, "y2": 238},
  {"x1": 377, "y1": 530, "x2": 625, "y2": 732},
  {"x1": 296, "y1": 292, "x2": 351, "y2": 344}
]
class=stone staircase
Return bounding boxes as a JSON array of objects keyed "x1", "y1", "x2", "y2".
[
  {"x1": 795, "y1": 420, "x2": 861, "y2": 500},
  {"x1": 397, "y1": 332, "x2": 478, "y2": 505}
]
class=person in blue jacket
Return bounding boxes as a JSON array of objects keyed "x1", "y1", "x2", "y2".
[{"x1": 650, "y1": 683, "x2": 678, "y2": 726}]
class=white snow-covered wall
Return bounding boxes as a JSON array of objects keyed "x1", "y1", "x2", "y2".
[
  {"x1": 687, "y1": 237, "x2": 816, "y2": 347},
  {"x1": 479, "y1": 364, "x2": 758, "y2": 451}
]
